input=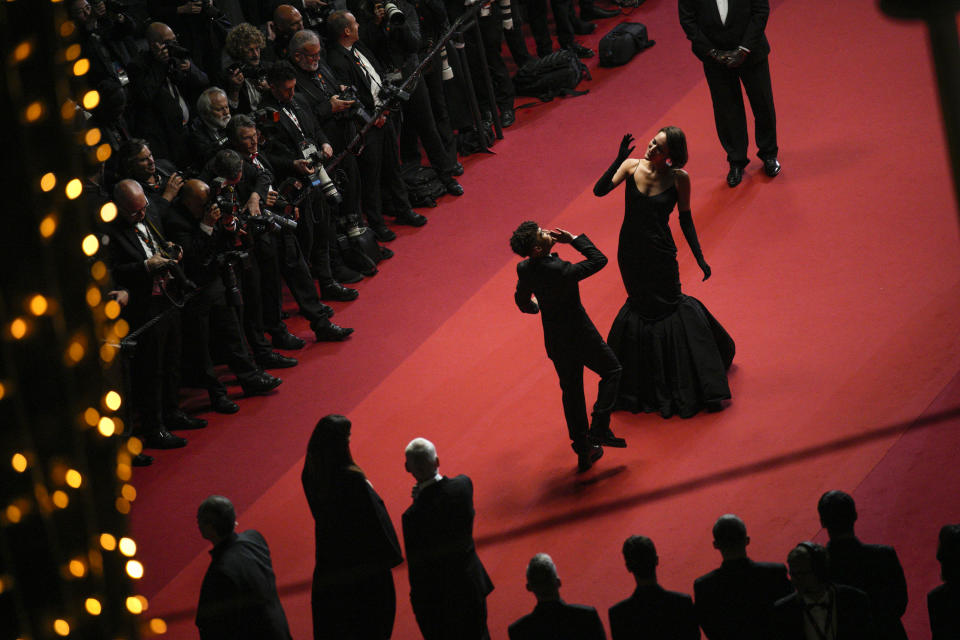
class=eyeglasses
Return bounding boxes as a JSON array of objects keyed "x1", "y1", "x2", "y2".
[{"x1": 301, "y1": 50, "x2": 322, "y2": 60}]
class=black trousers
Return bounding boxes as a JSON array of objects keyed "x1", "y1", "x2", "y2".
[
  {"x1": 527, "y1": 0, "x2": 575, "y2": 55},
  {"x1": 276, "y1": 229, "x2": 333, "y2": 331},
  {"x1": 298, "y1": 194, "x2": 335, "y2": 286},
  {"x1": 702, "y1": 57, "x2": 778, "y2": 167},
  {"x1": 128, "y1": 297, "x2": 181, "y2": 436},
  {"x1": 400, "y1": 58, "x2": 458, "y2": 167},
  {"x1": 550, "y1": 331, "x2": 622, "y2": 452},
  {"x1": 356, "y1": 117, "x2": 411, "y2": 226},
  {"x1": 464, "y1": 12, "x2": 516, "y2": 114},
  {"x1": 243, "y1": 232, "x2": 280, "y2": 360},
  {"x1": 400, "y1": 74, "x2": 457, "y2": 175}
]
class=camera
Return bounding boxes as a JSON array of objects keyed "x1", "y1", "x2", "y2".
[
  {"x1": 165, "y1": 41, "x2": 191, "y2": 71},
  {"x1": 252, "y1": 106, "x2": 281, "y2": 128},
  {"x1": 300, "y1": 141, "x2": 342, "y2": 204},
  {"x1": 303, "y1": 2, "x2": 334, "y2": 29},
  {"x1": 378, "y1": 81, "x2": 410, "y2": 105},
  {"x1": 338, "y1": 86, "x2": 374, "y2": 123},
  {"x1": 381, "y1": 1, "x2": 406, "y2": 26},
  {"x1": 217, "y1": 250, "x2": 250, "y2": 307},
  {"x1": 439, "y1": 46, "x2": 454, "y2": 81},
  {"x1": 499, "y1": 0, "x2": 513, "y2": 29}
]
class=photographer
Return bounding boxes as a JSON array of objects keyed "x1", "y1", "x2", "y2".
[
  {"x1": 222, "y1": 22, "x2": 268, "y2": 114},
  {"x1": 227, "y1": 116, "x2": 355, "y2": 340},
  {"x1": 269, "y1": 4, "x2": 306, "y2": 60},
  {"x1": 188, "y1": 87, "x2": 233, "y2": 172},
  {"x1": 147, "y1": 0, "x2": 231, "y2": 75},
  {"x1": 69, "y1": 0, "x2": 138, "y2": 91},
  {"x1": 127, "y1": 22, "x2": 209, "y2": 167},
  {"x1": 116, "y1": 138, "x2": 185, "y2": 224},
  {"x1": 164, "y1": 178, "x2": 285, "y2": 413},
  {"x1": 326, "y1": 10, "x2": 427, "y2": 241}
]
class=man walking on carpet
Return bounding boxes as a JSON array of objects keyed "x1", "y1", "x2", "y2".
[{"x1": 510, "y1": 221, "x2": 625, "y2": 472}]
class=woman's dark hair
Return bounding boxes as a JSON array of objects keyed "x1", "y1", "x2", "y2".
[
  {"x1": 302, "y1": 414, "x2": 364, "y2": 503},
  {"x1": 510, "y1": 220, "x2": 539, "y2": 257},
  {"x1": 660, "y1": 126, "x2": 688, "y2": 169}
]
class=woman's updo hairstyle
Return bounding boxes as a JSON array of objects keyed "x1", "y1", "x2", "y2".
[{"x1": 660, "y1": 126, "x2": 688, "y2": 169}]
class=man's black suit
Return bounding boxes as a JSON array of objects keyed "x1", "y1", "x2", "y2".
[
  {"x1": 514, "y1": 234, "x2": 621, "y2": 452},
  {"x1": 928, "y1": 582, "x2": 960, "y2": 640},
  {"x1": 693, "y1": 557, "x2": 793, "y2": 640},
  {"x1": 772, "y1": 585, "x2": 877, "y2": 640},
  {"x1": 187, "y1": 118, "x2": 228, "y2": 174},
  {"x1": 509, "y1": 600, "x2": 606, "y2": 640},
  {"x1": 608, "y1": 585, "x2": 699, "y2": 640},
  {"x1": 678, "y1": 0, "x2": 777, "y2": 168},
  {"x1": 195, "y1": 530, "x2": 293, "y2": 640},
  {"x1": 825, "y1": 537, "x2": 908, "y2": 640},
  {"x1": 402, "y1": 474, "x2": 494, "y2": 640}
]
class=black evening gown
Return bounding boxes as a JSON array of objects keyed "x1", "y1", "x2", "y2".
[{"x1": 608, "y1": 177, "x2": 735, "y2": 418}]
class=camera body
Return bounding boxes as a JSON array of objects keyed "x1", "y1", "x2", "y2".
[
  {"x1": 300, "y1": 140, "x2": 343, "y2": 204},
  {"x1": 380, "y1": 0, "x2": 406, "y2": 25},
  {"x1": 165, "y1": 41, "x2": 191, "y2": 73},
  {"x1": 338, "y1": 86, "x2": 375, "y2": 124}
]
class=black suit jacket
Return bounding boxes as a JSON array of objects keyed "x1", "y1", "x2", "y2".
[
  {"x1": 195, "y1": 530, "x2": 293, "y2": 640},
  {"x1": 826, "y1": 537, "x2": 907, "y2": 640},
  {"x1": 678, "y1": 0, "x2": 771, "y2": 64},
  {"x1": 609, "y1": 584, "x2": 699, "y2": 640},
  {"x1": 514, "y1": 234, "x2": 608, "y2": 361},
  {"x1": 694, "y1": 557, "x2": 793, "y2": 640},
  {"x1": 104, "y1": 212, "x2": 170, "y2": 327},
  {"x1": 509, "y1": 600, "x2": 606, "y2": 640},
  {"x1": 928, "y1": 582, "x2": 960, "y2": 640},
  {"x1": 772, "y1": 585, "x2": 877, "y2": 640},
  {"x1": 258, "y1": 92, "x2": 330, "y2": 181},
  {"x1": 326, "y1": 40, "x2": 387, "y2": 112},
  {"x1": 402, "y1": 474, "x2": 494, "y2": 640}
]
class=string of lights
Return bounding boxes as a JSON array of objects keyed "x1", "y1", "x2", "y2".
[{"x1": 1, "y1": 1, "x2": 164, "y2": 638}]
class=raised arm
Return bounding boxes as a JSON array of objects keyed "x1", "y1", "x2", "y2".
[
  {"x1": 674, "y1": 170, "x2": 712, "y2": 281},
  {"x1": 594, "y1": 134, "x2": 637, "y2": 196}
]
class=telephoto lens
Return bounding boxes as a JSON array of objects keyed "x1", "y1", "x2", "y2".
[
  {"x1": 440, "y1": 46, "x2": 454, "y2": 81},
  {"x1": 499, "y1": 0, "x2": 513, "y2": 29},
  {"x1": 383, "y1": 1, "x2": 405, "y2": 25}
]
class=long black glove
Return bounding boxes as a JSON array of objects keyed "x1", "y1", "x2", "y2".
[
  {"x1": 678, "y1": 209, "x2": 712, "y2": 280},
  {"x1": 593, "y1": 134, "x2": 635, "y2": 196}
]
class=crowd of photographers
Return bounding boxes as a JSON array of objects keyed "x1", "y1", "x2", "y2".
[{"x1": 73, "y1": 0, "x2": 619, "y2": 464}]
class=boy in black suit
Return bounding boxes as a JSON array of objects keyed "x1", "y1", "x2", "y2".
[{"x1": 510, "y1": 221, "x2": 624, "y2": 472}]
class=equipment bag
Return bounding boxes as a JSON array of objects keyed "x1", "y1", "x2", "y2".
[
  {"x1": 513, "y1": 49, "x2": 591, "y2": 102},
  {"x1": 337, "y1": 226, "x2": 382, "y2": 275},
  {"x1": 598, "y1": 22, "x2": 655, "y2": 68},
  {"x1": 399, "y1": 163, "x2": 447, "y2": 208}
]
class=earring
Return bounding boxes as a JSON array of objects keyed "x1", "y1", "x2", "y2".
[{"x1": 665, "y1": 158, "x2": 673, "y2": 167}]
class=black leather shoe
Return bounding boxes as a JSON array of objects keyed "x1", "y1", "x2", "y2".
[
  {"x1": 582, "y1": 6, "x2": 619, "y2": 19},
  {"x1": 451, "y1": 162, "x2": 464, "y2": 176},
  {"x1": 379, "y1": 246, "x2": 395, "y2": 260},
  {"x1": 395, "y1": 210, "x2": 428, "y2": 227},
  {"x1": 331, "y1": 264, "x2": 364, "y2": 284},
  {"x1": 210, "y1": 395, "x2": 240, "y2": 414},
  {"x1": 241, "y1": 373, "x2": 282, "y2": 396},
  {"x1": 315, "y1": 323, "x2": 354, "y2": 342},
  {"x1": 568, "y1": 43, "x2": 595, "y2": 59},
  {"x1": 763, "y1": 157, "x2": 781, "y2": 177},
  {"x1": 442, "y1": 177, "x2": 464, "y2": 196},
  {"x1": 727, "y1": 165, "x2": 744, "y2": 188},
  {"x1": 501, "y1": 108, "x2": 516, "y2": 128},
  {"x1": 132, "y1": 453, "x2": 154, "y2": 467},
  {"x1": 256, "y1": 352, "x2": 298, "y2": 369},
  {"x1": 321, "y1": 283, "x2": 360, "y2": 301},
  {"x1": 272, "y1": 332, "x2": 305, "y2": 350},
  {"x1": 373, "y1": 224, "x2": 397, "y2": 242},
  {"x1": 166, "y1": 410, "x2": 207, "y2": 430},
  {"x1": 142, "y1": 429, "x2": 187, "y2": 450},
  {"x1": 572, "y1": 19, "x2": 596, "y2": 35},
  {"x1": 577, "y1": 444, "x2": 604, "y2": 472},
  {"x1": 589, "y1": 427, "x2": 627, "y2": 448}
]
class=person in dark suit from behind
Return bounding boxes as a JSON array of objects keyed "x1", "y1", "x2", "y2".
[
  {"x1": 609, "y1": 535, "x2": 698, "y2": 640},
  {"x1": 773, "y1": 542, "x2": 877, "y2": 640},
  {"x1": 508, "y1": 552, "x2": 606, "y2": 640},
  {"x1": 678, "y1": 0, "x2": 780, "y2": 187},
  {"x1": 817, "y1": 490, "x2": 908, "y2": 640},
  {"x1": 694, "y1": 514, "x2": 793, "y2": 640},
  {"x1": 928, "y1": 523, "x2": 960, "y2": 640},
  {"x1": 510, "y1": 221, "x2": 624, "y2": 473},
  {"x1": 402, "y1": 437, "x2": 494, "y2": 640},
  {"x1": 195, "y1": 495, "x2": 294, "y2": 640},
  {"x1": 301, "y1": 414, "x2": 404, "y2": 640}
]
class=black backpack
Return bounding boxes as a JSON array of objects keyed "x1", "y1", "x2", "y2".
[
  {"x1": 513, "y1": 49, "x2": 591, "y2": 102},
  {"x1": 599, "y1": 23, "x2": 655, "y2": 67},
  {"x1": 399, "y1": 164, "x2": 447, "y2": 208}
]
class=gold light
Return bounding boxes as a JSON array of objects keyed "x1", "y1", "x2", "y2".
[
  {"x1": 91, "y1": 261, "x2": 107, "y2": 281},
  {"x1": 104, "y1": 299, "x2": 121, "y2": 319},
  {"x1": 117, "y1": 463, "x2": 131, "y2": 481},
  {"x1": 13, "y1": 41, "x2": 32, "y2": 62},
  {"x1": 39, "y1": 213, "x2": 58, "y2": 238},
  {"x1": 86, "y1": 286, "x2": 102, "y2": 307},
  {"x1": 100, "y1": 202, "x2": 117, "y2": 222},
  {"x1": 25, "y1": 102, "x2": 44, "y2": 122},
  {"x1": 52, "y1": 490, "x2": 69, "y2": 509},
  {"x1": 97, "y1": 417, "x2": 115, "y2": 437},
  {"x1": 11, "y1": 453, "x2": 27, "y2": 473},
  {"x1": 66, "y1": 340, "x2": 86, "y2": 364},
  {"x1": 10, "y1": 318, "x2": 27, "y2": 340},
  {"x1": 100, "y1": 343, "x2": 116, "y2": 363},
  {"x1": 115, "y1": 319, "x2": 129, "y2": 337},
  {"x1": 29, "y1": 295, "x2": 48, "y2": 315},
  {"x1": 149, "y1": 618, "x2": 168, "y2": 634},
  {"x1": 60, "y1": 20, "x2": 76, "y2": 37},
  {"x1": 121, "y1": 484, "x2": 137, "y2": 502},
  {"x1": 0, "y1": 382, "x2": 5, "y2": 400},
  {"x1": 85, "y1": 598, "x2": 102, "y2": 615},
  {"x1": 116, "y1": 497, "x2": 131, "y2": 514},
  {"x1": 73, "y1": 58, "x2": 90, "y2": 76},
  {"x1": 82, "y1": 234, "x2": 99, "y2": 256},
  {"x1": 53, "y1": 619, "x2": 70, "y2": 636},
  {"x1": 40, "y1": 172, "x2": 56, "y2": 192},
  {"x1": 105, "y1": 390, "x2": 122, "y2": 410},
  {"x1": 125, "y1": 559, "x2": 144, "y2": 579},
  {"x1": 65, "y1": 43, "x2": 82, "y2": 60},
  {"x1": 61, "y1": 98, "x2": 77, "y2": 120},
  {"x1": 65, "y1": 469, "x2": 82, "y2": 488},
  {"x1": 65, "y1": 178, "x2": 83, "y2": 199},
  {"x1": 96, "y1": 143, "x2": 112, "y2": 161},
  {"x1": 5, "y1": 505, "x2": 22, "y2": 524},
  {"x1": 100, "y1": 533, "x2": 117, "y2": 551},
  {"x1": 68, "y1": 559, "x2": 86, "y2": 577},
  {"x1": 84, "y1": 407, "x2": 100, "y2": 426},
  {"x1": 126, "y1": 596, "x2": 144, "y2": 614},
  {"x1": 118, "y1": 537, "x2": 137, "y2": 556},
  {"x1": 127, "y1": 437, "x2": 143, "y2": 455},
  {"x1": 84, "y1": 127, "x2": 101, "y2": 146},
  {"x1": 82, "y1": 90, "x2": 100, "y2": 110}
]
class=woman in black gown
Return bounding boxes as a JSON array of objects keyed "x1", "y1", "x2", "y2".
[
  {"x1": 593, "y1": 127, "x2": 735, "y2": 418},
  {"x1": 301, "y1": 414, "x2": 404, "y2": 639}
]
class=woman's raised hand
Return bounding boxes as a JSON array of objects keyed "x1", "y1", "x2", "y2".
[{"x1": 618, "y1": 134, "x2": 635, "y2": 161}]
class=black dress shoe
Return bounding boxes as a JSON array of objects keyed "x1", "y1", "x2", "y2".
[
  {"x1": 572, "y1": 19, "x2": 596, "y2": 35},
  {"x1": 373, "y1": 224, "x2": 397, "y2": 242},
  {"x1": 727, "y1": 165, "x2": 744, "y2": 188},
  {"x1": 256, "y1": 352, "x2": 298, "y2": 369},
  {"x1": 568, "y1": 43, "x2": 595, "y2": 59},
  {"x1": 331, "y1": 264, "x2": 364, "y2": 284},
  {"x1": 395, "y1": 210, "x2": 428, "y2": 227},
  {"x1": 321, "y1": 283, "x2": 360, "y2": 301},
  {"x1": 272, "y1": 332, "x2": 306, "y2": 350},
  {"x1": 589, "y1": 427, "x2": 627, "y2": 448},
  {"x1": 142, "y1": 429, "x2": 187, "y2": 450},
  {"x1": 442, "y1": 177, "x2": 464, "y2": 196},
  {"x1": 315, "y1": 323, "x2": 354, "y2": 342},
  {"x1": 581, "y1": 6, "x2": 619, "y2": 19},
  {"x1": 132, "y1": 453, "x2": 154, "y2": 467},
  {"x1": 501, "y1": 108, "x2": 516, "y2": 128},
  {"x1": 379, "y1": 246, "x2": 395, "y2": 260},
  {"x1": 577, "y1": 444, "x2": 604, "y2": 472},
  {"x1": 451, "y1": 162, "x2": 464, "y2": 176},
  {"x1": 210, "y1": 395, "x2": 240, "y2": 414},
  {"x1": 166, "y1": 410, "x2": 208, "y2": 430},
  {"x1": 241, "y1": 373, "x2": 282, "y2": 396},
  {"x1": 763, "y1": 157, "x2": 781, "y2": 177}
]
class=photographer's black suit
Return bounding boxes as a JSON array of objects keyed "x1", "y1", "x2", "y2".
[
  {"x1": 678, "y1": 0, "x2": 777, "y2": 168},
  {"x1": 187, "y1": 119, "x2": 228, "y2": 174},
  {"x1": 514, "y1": 235, "x2": 621, "y2": 452},
  {"x1": 772, "y1": 586, "x2": 877, "y2": 640},
  {"x1": 693, "y1": 557, "x2": 793, "y2": 640}
]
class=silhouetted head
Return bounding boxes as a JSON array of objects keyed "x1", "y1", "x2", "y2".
[
  {"x1": 622, "y1": 535, "x2": 658, "y2": 580},
  {"x1": 937, "y1": 524, "x2": 960, "y2": 584},
  {"x1": 197, "y1": 495, "x2": 236, "y2": 544},
  {"x1": 510, "y1": 221, "x2": 555, "y2": 258},
  {"x1": 525, "y1": 553, "x2": 561, "y2": 601},
  {"x1": 787, "y1": 542, "x2": 830, "y2": 599},
  {"x1": 817, "y1": 490, "x2": 857, "y2": 537},
  {"x1": 712, "y1": 514, "x2": 749, "y2": 557},
  {"x1": 404, "y1": 437, "x2": 439, "y2": 482}
]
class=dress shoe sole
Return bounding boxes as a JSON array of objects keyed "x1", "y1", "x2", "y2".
[
  {"x1": 590, "y1": 434, "x2": 627, "y2": 448},
  {"x1": 242, "y1": 381, "x2": 282, "y2": 397},
  {"x1": 727, "y1": 169, "x2": 743, "y2": 188},
  {"x1": 577, "y1": 447, "x2": 604, "y2": 472},
  {"x1": 315, "y1": 328, "x2": 354, "y2": 342},
  {"x1": 256, "y1": 359, "x2": 298, "y2": 370},
  {"x1": 321, "y1": 290, "x2": 360, "y2": 302},
  {"x1": 212, "y1": 402, "x2": 240, "y2": 414}
]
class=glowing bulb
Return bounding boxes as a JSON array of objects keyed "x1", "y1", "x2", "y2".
[
  {"x1": 119, "y1": 537, "x2": 137, "y2": 557},
  {"x1": 117, "y1": 463, "x2": 132, "y2": 481},
  {"x1": 100, "y1": 343, "x2": 116, "y2": 363},
  {"x1": 105, "y1": 390, "x2": 122, "y2": 410},
  {"x1": 82, "y1": 234, "x2": 99, "y2": 256},
  {"x1": 116, "y1": 497, "x2": 131, "y2": 514},
  {"x1": 53, "y1": 618, "x2": 70, "y2": 636},
  {"x1": 5, "y1": 505, "x2": 22, "y2": 523},
  {"x1": 82, "y1": 90, "x2": 100, "y2": 110},
  {"x1": 25, "y1": 102, "x2": 44, "y2": 122},
  {"x1": 85, "y1": 597, "x2": 102, "y2": 615},
  {"x1": 13, "y1": 42, "x2": 32, "y2": 62},
  {"x1": 40, "y1": 172, "x2": 56, "y2": 192},
  {"x1": 60, "y1": 21, "x2": 76, "y2": 37},
  {"x1": 52, "y1": 490, "x2": 69, "y2": 509},
  {"x1": 39, "y1": 214, "x2": 57, "y2": 238},
  {"x1": 149, "y1": 618, "x2": 168, "y2": 634},
  {"x1": 65, "y1": 43, "x2": 82, "y2": 61},
  {"x1": 73, "y1": 58, "x2": 90, "y2": 76},
  {"x1": 115, "y1": 319, "x2": 129, "y2": 337},
  {"x1": 11, "y1": 454, "x2": 27, "y2": 473},
  {"x1": 126, "y1": 596, "x2": 143, "y2": 614},
  {"x1": 29, "y1": 295, "x2": 48, "y2": 315},
  {"x1": 96, "y1": 143, "x2": 112, "y2": 162},
  {"x1": 100, "y1": 533, "x2": 117, "y2": 551},
  {"x1": 127, "y1": 437, "x2": 143, "y2": 455},
  {"x1": 65, "y1": 469, "x2": 82, "y2": 488},
  {"x1": 126, "y1": 559, "x2": 144, "y2": 579},
  {"x1": 65, "y1": 178, "x2": 83, "y2": 200},
  {"x1": 0, "y1": 382, "x2": 5, "y2": 400},
  {"x1": 67, "y1": 340, "x2": 86, "y2": 364},
  {"x1": 84, "y1": 407, "x2": 100, "y2": 426},
  {"x1": 61, "y1": 98, "x2": 77, "y2": 120},
  {"x1": 69, "y1": 559, "x2": 86, "y2": 577},
  {"x1": 121, "y1": 484, "x2": 137, "y2": 502},
  {"x1": 97, "y1": 416, "x2": 115, "y2": 437},
  {"x1": 91, "y1": 261, "x2": 107, "y2": 281},
  {"x1": 104, "y1": 299, "x2": 121, "y2": 319},
  {"x1": 10, "y1": 318, "x2": 27, "y2": 340},
  {"x1": 84, "y1": 127, "x2": 101, "y2": 146},
  {"x1": 86, "y1": 286, "x2": 102, "y2": 307}
]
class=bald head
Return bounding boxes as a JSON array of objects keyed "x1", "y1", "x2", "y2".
[
  {"x1": 146, "y1": 22, "x2": 174, "y2": 43},
  {"x1": 274, "y1": 5, "x2": 303, "y2": 35},
  {"x1": 113, "y1": 179, "x2": 147, "y2": 223},
  {"x1": 181, "y1": 179, "x2": 211, "y2": 218},
  {"x1": 404, "y1": 437, "x2": 438, "y2": 482},
  {"x1": 712, "y1": 514, "x2": 749, "y2": 558}
]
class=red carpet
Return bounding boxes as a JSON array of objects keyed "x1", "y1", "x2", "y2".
[{"x1": 130, "y1": 1, "x2": 960, "y2": 638}]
